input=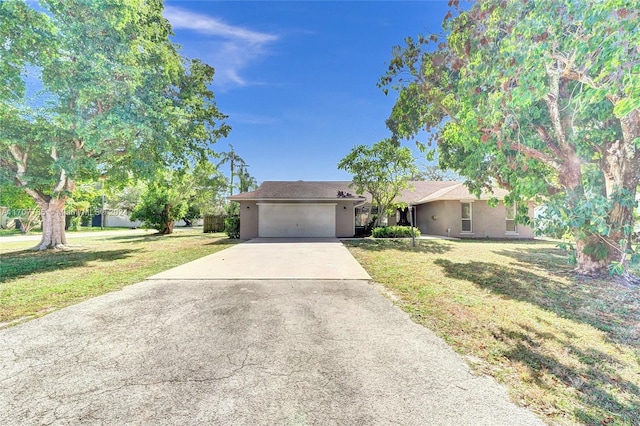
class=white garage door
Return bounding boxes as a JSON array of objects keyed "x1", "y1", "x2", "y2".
[{"x1": 258, "y1": 203, "x2": 336, "y2": 238}]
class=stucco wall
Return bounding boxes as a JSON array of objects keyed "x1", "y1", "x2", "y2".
[
  {"x1": 104, "y1": 215, "x2": 144, "y2": 228},
  {"x1": 416, "y1": 200, "x2": 535, "y2": 239},
  {"x1": 239, "y1": 201, "x2": 258, "y2": 239},
  {"x1": 336, "y1": 201, "x2": 356, "y2": 238},
  {"x1": 238, "y1": 201, "x2": 357, "y2": 239}
]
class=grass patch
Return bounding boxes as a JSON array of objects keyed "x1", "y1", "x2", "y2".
[
  {"x1": 0, "y1": 231, "x2": 237, "y2": 326},
  {"x1": 0, "y1": 226, "x2": 136, "y2": 237},
  {"x1": 345, "y1": 239, "x2": 640, "y2": 425},
  {"x1": 0, "y1": 229, "x2": 25, "y2": 237}
]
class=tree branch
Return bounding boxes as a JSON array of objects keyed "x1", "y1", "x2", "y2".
[
  {"x1": 8, "y1": 144, "x2": 29, "y2": 185},
  {"x1": 508, "y1": 141, "x2": 562, "y2": 172},
  {"x1": 544, "y1": 63, "x2": 569, "y2": 149}
]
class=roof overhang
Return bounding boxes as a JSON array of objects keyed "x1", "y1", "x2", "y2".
[{"x1": 228, "y1": 197, "x2": 367, "y2": 203}]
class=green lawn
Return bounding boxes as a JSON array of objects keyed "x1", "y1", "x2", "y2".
[
  {"x1": 0, "y1": 226, "x2": 143, "y2": 237},
  {"x1": 345, "y1": 239, "x2": 640, "y2": 425},
  {"x1": 0, "y1": 231, "x2": 236, "y2": 326}
]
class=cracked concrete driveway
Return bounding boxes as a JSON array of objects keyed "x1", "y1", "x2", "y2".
[{"x1": 0, "y1": 239, "x2": 542, "y2": 425}]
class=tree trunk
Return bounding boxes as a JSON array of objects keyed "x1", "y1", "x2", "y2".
[
  {"x1": 35, "y1": 198, "x2": 68, "y2": 250},
  {"x1": 598, "y1": 110, "x2": 640, "y2": 275},
  {"x1": 574, "y1": 235, "x2": 610, "y2": 275},
  {"x1": 159, "y1": 203, "x2": 174, "y2": 234}
]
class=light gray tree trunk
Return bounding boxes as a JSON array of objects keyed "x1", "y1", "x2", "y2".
[{"x1": 34, "y1": 197, "x2": 68, "y2": 250}]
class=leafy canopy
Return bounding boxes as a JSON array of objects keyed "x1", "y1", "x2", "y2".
[
  {"x1": 130, "y1": 169, "x2": 192, "y2": 233},
  {"x1": 0, "y1": 0, "x2": 229, "y2": 196},
  {"x1": 381, "y1": 0, "x2": 639, "y2": 276},
  {"x1": 338, "y1": 138, "x2": 417, "y2": 226}
]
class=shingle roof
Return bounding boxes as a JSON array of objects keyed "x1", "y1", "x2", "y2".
[
  {"x1": 228, "y1": 181, "x2": 366, "y2": 201},
  {"x1": 228, "y1": 180, "x2": 509, "y2": 204},
  {"x1": 415, "y1": 183, "x2": 510, "y2": 203}
]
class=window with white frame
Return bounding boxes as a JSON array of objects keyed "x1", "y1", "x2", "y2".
[
  {"x1": 505, "y1": 203, "x2": 517, "y2": 234},
  {"x1": 461, "y1": 202, "x2": 472, "y2": 232}
]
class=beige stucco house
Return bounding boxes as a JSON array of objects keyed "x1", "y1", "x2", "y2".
[{"x1": 228, "y1": 180, "x2": 535, "y2": 240}]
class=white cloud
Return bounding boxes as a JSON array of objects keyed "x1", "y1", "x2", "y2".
[
  {"x1": 163, "y1": 6, "x2": 279, "y2": 89},
  {"x1": 164, "y1": 6, "x2": 278, "y2": 44}
]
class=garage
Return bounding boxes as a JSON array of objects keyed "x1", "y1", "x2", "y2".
[{"x1": 258, "y1": 203, "x2": 336, "y2": 238}]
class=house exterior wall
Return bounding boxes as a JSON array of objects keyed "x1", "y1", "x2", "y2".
[
  {"x1": 237, "y1": 200, "x2": 357, "y2": 239},
  {"x1": 104, "y1": 215, "x2": 144, "y2": 228},
  {"x1": 336, "y1": 200, "x2": 356, "y2": 238},
  {"x1": 239, "y1": 201, "x2": 258, "y2": 239},
  {"x1": 416, "y1": 200, "x2": 535, "y2": 239}
]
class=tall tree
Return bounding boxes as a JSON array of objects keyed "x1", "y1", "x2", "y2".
[
  {"x1": 381, "y1": 0, "x2": 639, "y2": 278},
  {"x1": 216, "y1": 144, "x2": 246, "y2": 197},
  {"x1": 0, "y1": 0, "x2": 229, "y2": 249},
  {"x1": 338, "y1": 138, "x2": 417, "y2": 227},
  {"x1": 236, "y1": 165, "x2": 258, "y2": 194}
]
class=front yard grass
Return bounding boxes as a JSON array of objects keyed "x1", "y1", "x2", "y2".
[
  {"x1": 0, "y1": 231, "x2": 236, "y2": 327},
  {"x1": 345, "y1": 239, "x2": 640, "y2": 425}
]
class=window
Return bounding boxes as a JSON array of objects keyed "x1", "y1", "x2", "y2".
[
  {"x1": 506, "y1": 203, "x2": 517, "y2": 234},
  {"x1": 461, "y1": 202, "x2": 472, "y2": 233}
]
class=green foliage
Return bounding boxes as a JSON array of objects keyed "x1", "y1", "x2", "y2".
[
  {"x1": 105, "y1": 182, "x2": 145, "y2": 214},
  {"x1": 0, "y1": 0, "x2": 229, "y2": 244},
  {"x1": 412, "y1": 163, "x2": 460, "y2": 181},
  {"x1": 0, "y1": 183, "x2": 39, "y2": 232},
  {"x1": 372, "y1": 226, "x2": 421, "y2": 238},
  {"x1": 130, "y1": 170, "x2": 192, "y2": 233},
  {"x1": 69, "y1": 216, "x2": 81, "y2": 232},
  {"x1": 216, "y1": 144, "x2": 257, "y2": 197},
  {"x1": 0, "y1": 183, "x2": 35, "y2": 211},
  {"x1": 224, "y1": 216, "x2": 240, "y2": 239},
  {"x1": 338, "y1": 138, "x2": 418, "y2": 227},
  {"x1": 381, "y1": 0, "x2": 640, "y2": 276},
  {"x1": 189, "y1": 160, "x2": 229, "y2": 216}
]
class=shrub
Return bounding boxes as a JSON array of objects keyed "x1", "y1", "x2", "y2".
[
  {"x1": 224, "y1": 216, "x2": 240, "y2": 239},
  {"x1": 372, "y1": 226, "x2": 421, "y2": 238},
  {"x1": 69, "y1": 216, "x2": 82, "y2": 231}
]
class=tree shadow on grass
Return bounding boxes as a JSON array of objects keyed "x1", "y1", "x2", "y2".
[
  {"x1": 104, "y1": 233, "x2": 194, "y2": 242},
  {"x1": 498, "y1": 247, "x2": 640, "y2": 348},
  {"x1": 104, "y1": 233, "x2": 230, "y2": 244},
  {"x1": 493, "y1": 326, "x2": 640, "y2": 424},
  {"x1": 0, "y1": 248, "x2": 136, "y2": 283},
  {"x1": 432, "y1": 252, "x2": 640, "y2": 422},
  {"x1": 343, "y1": 239, "x2": 453, "y2": 255},
  {"x1": 433, "y1": 258, "x2": 640, "y2": 348},
  {"x1": 494, "y1": 246, "x2": 577, "y2": 275}
]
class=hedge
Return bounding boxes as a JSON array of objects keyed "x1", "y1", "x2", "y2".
[{"x1": 372, "y1": 226, "x2": 421, "y2": 238}]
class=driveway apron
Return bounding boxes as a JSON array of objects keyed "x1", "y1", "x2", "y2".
[
  {"x1": 0, "y1": 238, "x2": 542, "y2": 425},
  {"x1": 148, "y1": 238, "x2": 371, "y2": 280}
]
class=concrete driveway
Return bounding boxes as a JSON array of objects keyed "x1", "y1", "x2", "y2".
[
  {"x1": 0, "y1": 238, "x2": 542, "y2": 425},
  {"x1": 149, "y1": 238, "x2": 371, "y2": 280}
]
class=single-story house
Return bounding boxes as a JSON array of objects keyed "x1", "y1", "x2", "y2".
[{"x1": 228, "y1": 180, "x2": 535, "y2": 239}]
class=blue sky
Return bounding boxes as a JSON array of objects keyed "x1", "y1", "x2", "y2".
[{"x1": 163, "y1": 1, "x2": 451, "y2": 183}]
